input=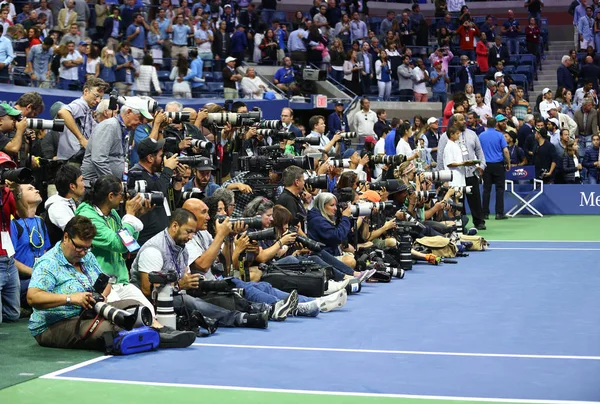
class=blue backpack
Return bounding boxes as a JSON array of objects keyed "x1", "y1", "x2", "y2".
[{"x1": 103, "y1": 326, "x2": 160, "y2": 355}]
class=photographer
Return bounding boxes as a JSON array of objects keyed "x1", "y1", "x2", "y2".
[
  {"x1": 82, "y1": 98, "x2": 153, "y2": 186},
  {"x1": 129, "y1": 137, "x2": 184, "y2": 245},
  {"x1": 76, "y1": 175, "x2": 153, "y2": 308},
  {"x1": 0, "y1": 104, "x2": 29, "y2": 157},
  {"x1": 57, "y1": 77, "x2": 109, "y2": 161},
  {"x1": 44, "y1": 164, "x2": 85, "y2": 244},
  {"x1": 184, "y1": 157, "x2": 252, "y2": 198},
  {"x1": 130, "y1": 208, "x2": 271, "y2": 329},
  {"x1": 7, "y1": 93, "x2": 45, "y2": 165},
  {"x1": 276, "y1": 165, "x2": 308, "y2": 231},
  {"x1": 307, "y1": 115, "x2": 342, "y2": 154},
  {"x1": 27, "y1": 215, "x2": 196, "y2": 350},
  {"x1": 162, "y1": 101, "x2": 206, "y2": 156},
  {"x1": 130, "y1": 109, "x2": 167, "y2": 166}
]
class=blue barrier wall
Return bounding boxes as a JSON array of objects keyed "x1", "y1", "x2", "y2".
[
  {"x1": 0, "y1": 85, "x2": 289, "y2": 120},
  {"x1": 467, "y1": 184, "x2": 600, "y2": 215}
]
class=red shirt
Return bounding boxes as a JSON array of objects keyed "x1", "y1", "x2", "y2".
[
  {"x1": 456, "y1": 25, "x2": 480, "y2": 50},
  {"x1": 0, "y1": 187, "x2": 16, "y2": 256},
  {"x1": 29, "y1": 38, "x2": 42, "y2": 47}
]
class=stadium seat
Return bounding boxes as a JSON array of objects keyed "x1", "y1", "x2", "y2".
[
  {"x1": 515, "y1": 65, "x2": 534, "y2": 89},
  {"x1": 203, "y1": 71, "x2": 214, "y2": 82},
  {"x1": 272, "y1": 11, "x2": 287, "y2": 23},
  {"x1": 157, "y1": 71, "x2": 170, "y2": 81},
  {"x1": 511, "y1": 74, "x2": 528, "y2": 91},
  {"x1": 503, "y1": 65, "x2": 515, "y2": 75}
]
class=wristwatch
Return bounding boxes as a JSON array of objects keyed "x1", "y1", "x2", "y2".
[{"x1": 66, "y1": 295, "x2": 72, "y2": 305}]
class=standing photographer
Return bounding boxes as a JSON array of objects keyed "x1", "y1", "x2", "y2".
[
  {"x1": 0, "y1": 104, "x2": 29, "y2": 157},
  {"x1": 56, "y1": 78, "x2": 109, "y2": 162},
  {"x1": 128, "y1": 137, "x2": 184, "y2": 245}
]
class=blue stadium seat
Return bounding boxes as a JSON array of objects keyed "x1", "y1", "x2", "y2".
[
  {"x1": 511, "y1": 74, "x2": 528, "y2": 91},
  {"x1": 515, "y1": 65, "x2": 534, "y2": 88},
  {"x1": 450, "y1": 56, "x2": 461, "y2": 66},
  {"x1": 203, "y1": 71, "x2": 214, "y2": 82},
  {"x1": 503, "y1": 65, "x2": 515, "y2": 75},
  {"x1": 157, "y1": 71, "x2": 170, "y2": 81},
  {"x1": 213, "y1": 71, "x2": 223, "y2": 81},
  {"x1": 474, "y1": 75, "x2": 485, "y2": 94},
  {"x1": 206, "y1": 82, "x2": 224, "y2": 92},
  {"x1": 273, "y1": 11, "x2": 287, "y2": 23}
]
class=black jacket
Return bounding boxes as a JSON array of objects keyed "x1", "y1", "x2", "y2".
[
  {"x1": 488, "y1": 44, "x2": 510, "y2": 67},
  {"x1": 103, "y1": 17, "x2": 123, "y2": 42},
  {"x1": 213, "y1": 30, "x2": 231, "y2": 58}
]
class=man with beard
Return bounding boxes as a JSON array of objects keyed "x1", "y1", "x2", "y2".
[
  {"x1": 183, "y1": 156, "x2": 251, "y2": 197},
  {"x1": 128, "y1": 137, "x2": 184, "y2": 245},
  {"x1": 437, "y1": 113, "x2": 487, "y2": 230}
]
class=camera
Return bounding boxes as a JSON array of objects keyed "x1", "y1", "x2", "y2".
[
  {"x1": 372, "y1": 154, "x2": 406, "y2": 165},
  {"x1": 128, "y1": 189, "x2": 165, "y2": 205},
  {"x1": 349, "y1": 201, "x2": 394, "y2": 217},
  {"x1": 173, "y1": 155, "x2": 206, "y2": 166},
  {"x1": 369, "y1": 179, "x2": 404, "y2": 193},
  {"x1": 247, "y1": 227, "x2": 276, "y2": 241},
  {"x1": 27, "y1": 118, "x2": 65, "y2": 132},
  {"x1": 304, "y1": 174, "x2": 328, "y2": 189},
  {"x1": 216, "y1": 215, "x2": 263, "y2": 229},
  {"x1": 148, "y1": 269, "x2": 179, "y2": 284},
  {"x1": 181, "y1": 190, "x2": 205, "y2": 201},
  {"x1": 414, "y1": 190, "x2": 437, "y2": 201},
  {"x1": 165, "y1": 111, "x2": 190, "y2": 123},
  {"x1": 328, "y1": 158, "x2": 350, "y2": 168},
  {"x1": 109, "y1": 90, "x2": 158, "y2": 114},
  {"x1": 205, "y1": 111, "x2": 262, "y2": 126},
  {"x1": 422, "y1": 170, "x2": 453, "y2": 182},
  {"x1": 272, "y1": 131, "x2": 296, "y2": 141},
  {"x1": 538, "y1": 168, "x2": 548, "y2": 180},
  {"x1": 0, "y1": 167, "x2": 32, "y2": 184},
  {"x1": 254, "y1": 120, "x2": 282, "y2": 130},
  {"x1": 450, "y1": 186, "x2": 472, "y2": 194},
  {"x1": 295, "y1": 136, "x2": 320, "y2": 146},
  {"x1": 258, "y1": 145, "x2": 283, "y2": 155},
  {"x1": 189, "y1": 139, "x2": 213, "y2": 150},
  {"x1": 288, "y1": 226, "x2": 325, "y2": 252},
  {"x1": 446, "y1": 200, "x2": 464, "y2": 211},
  {"x1": 337, "y1": 132, "x2": 357, "y2": 139}
]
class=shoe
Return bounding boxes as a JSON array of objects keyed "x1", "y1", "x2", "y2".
[
  {"x1": 290, "y1": 300, "x2": 320, "y2": 317},
  {"x1": 242, "y1": 310, "x2": 269, "y2": 329},
  {"x1": 475, "y1": 224, "x2": 487, "y2": 230},
  {"x1": 355, "y1": 270, "x2": 370, "y2": 283},
  {"x1": 155, "y1": 326, "x2": 197, "y2": 349},
  {"x1": 324, "y1": 278, "x2": 350, "y2": 295},
  {"x1": 495, "y1": 214, "x2": 508, "y2": 220},
  {"x1": 361, "y1": 268, "x2": 377, "y2": 283},
  {"x1": 466, "y1": 228, "x2": 478, "y2": 236},
  {"x1": 270, "y1": 290, "x2": 298, "y2": 321},
  {"x1": 483, "y1": 214, "x2": 489, "y2": 220},
  {"x1": 316, "y1": 290, "x2": 347, "y2": 312}
]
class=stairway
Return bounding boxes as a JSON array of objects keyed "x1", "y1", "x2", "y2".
[{"x1": 534, "y1": 40, "x2": 574, "y2": 93}]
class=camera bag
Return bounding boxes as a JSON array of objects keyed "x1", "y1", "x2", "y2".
[
  {"x1": 103, "y1": 326, "x2": 160, "y2": 355},
  {"x1": 259, "y1": 262, "x2": 329, "y2": 297},
  {"x1": 414, "y1": 236, "x2": 458, "y2": 258},
  {"x1": 459, "y1": 235, "x2": 489, "y2": 251}
]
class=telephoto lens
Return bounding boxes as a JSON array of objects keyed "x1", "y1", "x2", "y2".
[
  {"x1": 181, "y1": 190, "x2": 205, "y2": 200},
  {"x1": 338, "y1": 132, "x2": 357, "y2": 139},
  {"x1": 349, "y1": 202, "x2": 374, "y2": 217},
  {"x1": 371, "y1": 154, "x2": 405, "y2": 165},
  {"x1": 0, "y1": 167, "x2": 33, "y2": 184},
  {"x1": 287, "y1": 226, "x2": 325, "y2": 252},
  {"x1": 273, "y1": 155, "x2": 311, "y2": 171},
  {"x1": 423, "y1": 170, "x2": 454, "y2": 182},
  {"x1": 398, "y1": 231, "x2": 413, "y2": 270},
  {"x1": 205, "y1": 112, "x2": 241, "y2": 126},
  {"x1": 128, "y1": 190, "x2": 165, "y2": 205},
  {"x1": 165, "y1": 111, "x2": 191, "y2": 123},
  {"x1": 451, "y1": 185, "x2": 472, "y2": 194},
  {"x1": 304, "y1": 174, "x2": 328, "y2": 189},
  {"x1": 256, "y1": 120, "x2": 282, "y2": 130},
  {"x1": 295, "y1": 136, "x2": 320, "y2": 145},
  {"x1": 327, "y1": 158, "x2": 350, "y2": 168},
  {"x1": 369, "y1": 179, "x2": 402, "y2": 192},
  {"x1": 133, "y1": 180, "x2": 147, "y2": 193},
  {"x1": 27, "y1": 118, "x2": 65, "y2": 132},
  {"x1": 247, "y1": 228, "x2": 276, "y2": 241},
  {"x1": 216, "y1": 215, "x2": 263, "y2": 229},
  {"x1": 189, "y1": 139, "x2": 213, "y2": 150},
  {"x1": 414, "y1": 190, "x2": 437, "y2": 201},
  {"x1": 256, "y1": 129, "x2": 276, "y2": 137},
  {"x1": 177, "y1": 155, "x2": 206, "y2": 165}
]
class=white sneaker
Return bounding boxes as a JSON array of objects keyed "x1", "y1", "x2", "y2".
[
  {"x1": 291, "y1": 300, "x2": 320, "y2": 317},
  {"x1": 271, "y1": 290, "x2": 298, "y2": 321},
  {"x1": 316, "y1": 289, "x2": 347, "y2": 312},
  {"x1": 324, "y1": 278, "x2": 350, "y2": 295}
]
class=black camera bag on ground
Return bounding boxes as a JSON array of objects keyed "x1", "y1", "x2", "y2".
[{"x1": 259, "y1": 261, "x2": 331, "y2": 297}]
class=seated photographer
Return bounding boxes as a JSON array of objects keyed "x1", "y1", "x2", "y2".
[
  {"x1": 183, "y1": 157, "x2": 252, "y2": 198},
  {"x1": 307, "y1": 192, "x2": 356, "y2": 269},
  {"x1": 352, "y1": 190, "x2": 397, "y2": 250},
  {"x1": 10, "y1": 183, "x2": 52, "y2": 307},
  {"x1": 130, "y1": 207, "x2": 273, "y2": 328},
  {"x1": 162, "y1": 101, "x2": 206, "y2": 156},
  {"x1": 129, "y1": 137, "x2": 185, "y2": 245},
  {"x1": 75, "y1": 175, "x2": 155, "y2": 313},
  {"x1": 27, "y1": 215, "x2": 196, "y2": 350},
  {"x1": 241, "y1": 127, "x2": 269, "y2": 157},
  {"x1": 45, "y1": 164, "x2": 85, "y2": 242},
  {"x1": 277, "y1": 165, "x2": 309, "y2": 230}
]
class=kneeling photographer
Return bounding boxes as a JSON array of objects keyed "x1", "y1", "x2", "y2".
[
  {"x1": 128, "y1": 137, "x2": 185, "y2": 245},
  {"x1": 27, "y1": 216, "x2": 196, "y2": 351}
]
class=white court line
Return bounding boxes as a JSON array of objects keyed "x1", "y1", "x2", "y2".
[
  {"x1": 190, "y1": 343, "x2": 600, "y2": 360},
  {"x1": 40, "y1": 376, "x2": 600, "y2": 404},
  {"x1": 491, "y1": 248, "x2": 600, "y2": 251},
  {"x1": 40, "y1": 355, "x2": 111, "y2": 379}
]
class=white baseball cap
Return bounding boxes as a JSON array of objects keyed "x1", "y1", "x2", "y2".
[
  {"x1": 225, "y1": 56, "x2": 236, "y2": 63},
  {"x1": 427, "y1": 117, "x2": 438, "y2": 125},
  {"x1": 124, "y1": 97, "x2": 153, "y2": 120},
  {"x1": 494, "y1": 72, "x2": 504, "y2": 79},
  {"x1": 542, "y1": 87, "x2": 551, "y2": 95}
]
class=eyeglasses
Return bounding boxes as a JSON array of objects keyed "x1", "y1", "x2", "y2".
[
  {"x1": 70, "y1": 236, "x2": 92, "y2": 253},
  {"x1": 91, "y1": 92, "x2": 103, "y2": 100}
]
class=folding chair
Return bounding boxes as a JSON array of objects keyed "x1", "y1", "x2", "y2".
[{"x1": 505, "y1": 166, "x2": 544, "y2": 217}]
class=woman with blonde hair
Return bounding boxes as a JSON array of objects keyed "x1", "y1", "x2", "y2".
[
  {"x1": 147, "y1": 19, "x2": 164, "y2": 69},
  {"x1": 329, "y1": 38, "x2": 345, "y2": 83},
  {"x1": 464, "y1": 83, "x2": 476, "y2": 107},
  {"x1": 97, "y1": 46, "x2": 116, "y2": 86}
]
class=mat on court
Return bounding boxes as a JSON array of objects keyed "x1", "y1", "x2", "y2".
[{"x1": 3, "y1": 240, "x2": 594, "y2": 404}]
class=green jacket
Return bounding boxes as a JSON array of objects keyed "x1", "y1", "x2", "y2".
[{"x1": 75, "y1": 202, "x2": 139, "y2": 284}]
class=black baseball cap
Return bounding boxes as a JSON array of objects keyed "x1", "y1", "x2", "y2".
[
  {"x1": 137, "y1": 137, "x2": 165, "y2": 159},
  {"x1": 194, "y1": 157, "x2": 216, "y2": 171}
]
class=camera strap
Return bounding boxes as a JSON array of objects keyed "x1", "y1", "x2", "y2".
[{"x1": 76, "y1": 310, "x2": 104, "y2": 342}]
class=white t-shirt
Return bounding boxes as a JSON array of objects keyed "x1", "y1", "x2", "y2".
[
  {"x1": 373, "y1": 138, "x2": 386, "y2": 178},
  {"x1": 443, "y1": 140, "x2": 466, "y2": 187},
  {"x1": 412, "y1": 67, "x2": 427, "y2": 94},
  {"x1": 396, "y1": 137, "x2": 413, "y2": 157}
]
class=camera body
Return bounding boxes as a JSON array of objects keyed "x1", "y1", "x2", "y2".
[{"x1": 148, "y1": 269, "x2": 179, "y2": 285}]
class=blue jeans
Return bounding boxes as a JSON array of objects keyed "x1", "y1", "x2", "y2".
[
  {"x1": 231, "y1": 279, "x2": 313, "y2": 304},
  {"x1": 276, "y1": 250, "x2": 354, "y2": 281},
  {"x1": 507, "y1": 37, "x2": 520, "y2": 55},
  {"x1": 432, "y1": 91, "x2": 448, "y2": 110},
  {"x1": 261, "y1": 9, "x2": 275, "y2": 26},
  {"x1": 59, "y1": 78, "x2": 78, "y2": 90},
  {"x1": 0, "y1": 257, "x2": 20, "y2": 323},
  {"x1": 330, "y1": 69, "x2": 343, "y2": 84}
]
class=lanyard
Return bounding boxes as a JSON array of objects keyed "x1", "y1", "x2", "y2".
[
  {"x1": 94, "y1": 206, "x2": 118, "y2": 232},
  {"x1": 71, "y1": 261, "x2": 94, "y2": 292},
  {"x1": 165, "y1": 233, "x2": 183, "y2": 277},
  {"x1": 21, "y1": 217, "x2": 44, "y2": 256}
]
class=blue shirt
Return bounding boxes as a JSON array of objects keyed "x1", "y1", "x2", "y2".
[
  {"x1": 0, "y1": 36, "x2": 14, "y2": 65},
  {"x1": 275, "y1": 28, "x2": 286, "y2": 50},
  {"x1": 274, "y1": 67, "x2": 295, "y2": 84},
  {"x1": 503, "y1": 18, "x2": 520, "y2": 38},
  {"x1": 230, "y1": 30, "x2": 247, "y2": 52},
  {"x1": 111, "y1": 18, "x2": 121, "y2": 38},
  {"x1": 130, "y1": 123, "x2": 151, "y2": 165},
  {"x1": 430, "y1": 69, "x2": 446, "y2": 93},
  {"x1": 157, "y1": 18, "x2": 170, "y2": 40},
  {"x1": 11, "y1": 217, "x2": 52, "y2": 269},
  {"x1": 287, "y1": 29, "x2": 306, "y2": 52},
  {"x1": 26, "y1": 44, "x2": 53, "y2": 77},
  {"x1": 126, "y1": 23, "x2": 145, "y2": 49},
  {"x1": 172, "y1": 24, "x2": 191, "y2": 46},
  {"x1": 385, "y1": 129, "x2": 397, "y2": 155},
  {"x1": 28, "y1": 242, "x2": 105, "y2": 336},
  {"x1": 184, "y1": 57, "x2": 205, "y2": 89},
  {"x1": 479, "y1": 128, "x2": 507, "y2": 163}
]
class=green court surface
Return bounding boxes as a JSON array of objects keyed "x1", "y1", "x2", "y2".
[{"x1": 0, "y1": 215, "x2": 597, "y2": 404}]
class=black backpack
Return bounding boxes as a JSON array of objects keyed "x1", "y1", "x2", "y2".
[{"x1": 39, "y1": 211, "x2": 64, "y2": 246}]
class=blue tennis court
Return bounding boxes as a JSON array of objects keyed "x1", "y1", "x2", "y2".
[{"x1": 38, "y1": 240, "x2": 600, "y2": 403}]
